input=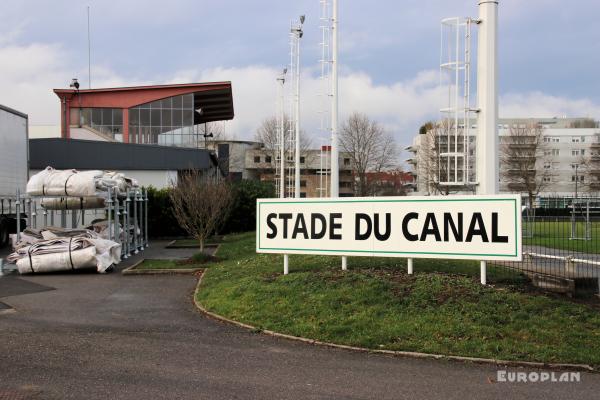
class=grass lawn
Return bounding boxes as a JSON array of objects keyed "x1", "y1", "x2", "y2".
[
  {"x1": 523, "y1": 220, "x2": 600, "y2": 253},
  {"x1": 197, "y1": 232, "x2": 600, "y2": 366}
]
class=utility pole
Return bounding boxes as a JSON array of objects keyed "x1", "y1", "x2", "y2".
[
  {"x1": 475, "y1": 0, "x2": 499, "y2": 285},
  {"x1": 329, "y1": 0, "x2": 346, "y2": 270},
  {"x1": 277, "y1": 69, "x2": 287, "y2": 199},
  {"x1": 291, "y1": 16, "x2": 305, "y2": 199},
  {"x1": 330, "y1": 0, "x2": 339, "y2": 199},
  {"x1": 277, "y1": 68, "x2": 290, "y2": 275}
]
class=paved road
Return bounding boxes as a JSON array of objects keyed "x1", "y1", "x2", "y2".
[{"x1": 1, "y1": 246, "x2": 599, "y2": 399}]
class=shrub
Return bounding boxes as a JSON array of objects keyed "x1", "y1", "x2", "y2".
[
  {"x1": 222, "y1": 180, "x2": 275, "y2": 233},
  {"x1": 146, "y1": 186, "x2": 186, "y2": 238},
  {"x1": 145, "y1": 180, "x2": 275, "y2": 238}
]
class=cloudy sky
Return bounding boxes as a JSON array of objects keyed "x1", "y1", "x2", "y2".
[{"x1": 1, "y1": 0, "x2": 599, "y2": 149}]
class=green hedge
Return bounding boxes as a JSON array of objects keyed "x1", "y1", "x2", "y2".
[
  {"x1": 222, "y1": 180, "x2": 275, "y2": 234},
  {"x1": 146, "y1": 186, "x2": 186, "y2": 238},
  {"x1": 145, "y1": 180, "x2": 274, "y2": 238}
]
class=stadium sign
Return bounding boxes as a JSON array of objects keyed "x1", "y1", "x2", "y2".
[{"x1": 256, "y1": 195, "x2": 521, "y2": 261}]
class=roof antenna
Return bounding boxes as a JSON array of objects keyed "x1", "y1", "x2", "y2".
[{"x1": 87, "y1": 5, "x2": 92, "y2": 89}]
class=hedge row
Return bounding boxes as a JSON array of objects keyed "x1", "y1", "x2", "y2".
[{"x1": 146, "y1": 180, "x2": 275, "y2": 238}]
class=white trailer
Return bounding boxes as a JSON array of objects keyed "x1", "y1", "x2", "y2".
[{"x1": 0, "y1": 104, "x2": 28, "y2": 247}]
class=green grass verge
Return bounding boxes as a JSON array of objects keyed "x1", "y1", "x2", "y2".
[
  {"x1": 196, "y1": 232, "x2": 600, "y2": 366},
  {"x1": 523, "y1": 221, "x2": 600, "y2": 253}
]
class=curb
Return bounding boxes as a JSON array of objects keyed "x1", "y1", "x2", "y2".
[
  {"x1": 165, "y1": 240, "x2": 221, "y2": 250},
  {"x1": 122, "y1": 259, "x2": 203, "y2": 275},
  {"x1": 193, "y1": 269, "x2": 595, "y2": 373}
]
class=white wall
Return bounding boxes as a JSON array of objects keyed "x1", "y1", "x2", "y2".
[{"x1": 0, "y1": 109, "x2": 28, "y2": 196}]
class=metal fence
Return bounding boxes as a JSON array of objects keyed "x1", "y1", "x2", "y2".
[
  {"x1": 1, "y1": 188, "x2": 149, "y2": 261},
  {"x1": 493, "y1": 196, "x2": 600, "y2": 296}
]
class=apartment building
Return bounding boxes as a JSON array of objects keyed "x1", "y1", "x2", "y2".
[{"x1": 406, "y1": 117, "x2": 600, "y2": 197}]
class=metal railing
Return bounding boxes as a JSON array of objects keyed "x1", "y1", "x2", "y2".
[
  {"x1": 1, "y1": 188, "x2": 150, "y2": 263},
  {"x1": 494, "y1": 198, "x2": 600, "y2": 296}
]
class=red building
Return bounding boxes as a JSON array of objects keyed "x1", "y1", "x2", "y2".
[{"x1": 54, "y1": 82, "x2": 234, "y2": 146}]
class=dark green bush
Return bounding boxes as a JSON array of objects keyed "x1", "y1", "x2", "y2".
[
  {"x1": 146, "y1": 186, "x2": 186, "y2": 238},
  {"x1": 145, "y1": 180, "x2": 274, "y2": 238},
  {"x1": 222, "y1": 180, "x2": 275, "y2": 234}
]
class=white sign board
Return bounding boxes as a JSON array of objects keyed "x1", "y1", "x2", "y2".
[{"x1": 256, "y1": 195, "x2": 522, "y2": 261}]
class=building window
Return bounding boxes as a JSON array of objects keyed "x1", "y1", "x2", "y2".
[
  {"x1": 300, "y1": 192, "x2": 307, "y2": 198},
  {"x1": 300, "y1": 180, "x2": 307, "y2": 187},
  {"x1": 572, "y1": 137, "x2": 580, "y2": 143},
  {"x1": 128, "y1": 93, "x2": 194, "y2": 146},
  {"x1": 543, "y1": 177, "x2": 551, "y2": 183},
  {"x1": 80, "y1": 108, "x2": 123, "y2": 141},
  {"x1": 572, "y1": 150, "x2": 580, "y2": 156},
  {"x1": 544, "y1": 163, "x2": 551, "y2": 169},
  {"x1": 254, "y1": 156, "x2": 261, "y2": 163},
  {"x1": 344, "y1": 158, "x2": 350, "y2": 166},
  {"x1": 300, "y1": 156, "x2": 305, "y2": 164},
  {"x1": 265, "y1": 156, "x2": 272, "y2": 163},
  {"x1": 572, "y1": 175, "x2": 585, "y2": 182}
]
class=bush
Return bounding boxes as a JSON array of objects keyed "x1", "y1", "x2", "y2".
[
  {"x1": 145, "y1": 180, "x2": 274, "y2": 238},
  {"x1": 222, "y1": 180, "x2": 275, "y2": 234},
  {"x1": 146, "y1": 186, "x2": 186, "y2": 238}
]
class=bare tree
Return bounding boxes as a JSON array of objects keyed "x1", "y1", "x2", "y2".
[
  {"x1": 580, "y1": 133, "x2": 600, "y2": 194},
  {"x1": 500, "y1": 123, "x2": 552, "y2": 208},
  {"x1": 169, "y1": 170, "x2": 234, "y2": 252},
  {"x1": 255, "y1": 115, "x2": 312, "y2": 157},
  {"x1": 340, "y1": 112, "x2": 398, "y2": 196},
  {"x1": 417, "y1": 122, "x2": 452, "y2": 195},
  {"x1": 414, "y1": 120, "x2": 477, "y2": 196}
]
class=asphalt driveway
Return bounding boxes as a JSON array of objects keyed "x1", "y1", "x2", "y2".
[{"x1": 1, "y1": 245, "x2": 599, "y2": 399}]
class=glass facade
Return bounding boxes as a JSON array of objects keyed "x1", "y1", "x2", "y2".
[
  {"x1": 128, "y1": 94, "x2": 197, "y2": 146},
  {"x1": 71, "y1": 108, "x2": 123, "y2": 141}
]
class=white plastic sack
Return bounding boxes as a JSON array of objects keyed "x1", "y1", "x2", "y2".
[{"x1": 16, "y1": 246, "x2": 97, "y2": 274}]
